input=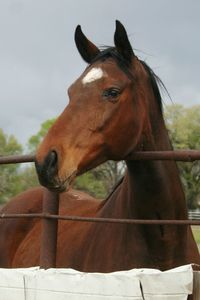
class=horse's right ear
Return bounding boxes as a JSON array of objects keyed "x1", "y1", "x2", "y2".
[
  {"x1": 114, "y1": 20, "x2": 134, "y2": 63},
  {"x1": 75, "y1": 25, "x2": 100, "y2": 64}
]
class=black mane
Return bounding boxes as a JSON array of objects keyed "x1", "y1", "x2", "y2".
[{"x1": 140, "y1": 60, "x2": 163, "y2": 112}]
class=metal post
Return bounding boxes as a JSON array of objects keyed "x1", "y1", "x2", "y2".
[{"x1": 40, "y1": 189, "x2": 59, "y2": 269}]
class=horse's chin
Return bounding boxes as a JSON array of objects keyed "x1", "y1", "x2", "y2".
[{"x1": 43, "y1": 170, "x2": 77, "y2": 193}]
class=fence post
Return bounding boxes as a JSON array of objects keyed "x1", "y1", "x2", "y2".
[{"x1": 40, "y1": 189, "x2": 59, "y2": 269}]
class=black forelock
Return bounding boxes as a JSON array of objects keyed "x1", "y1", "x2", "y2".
[{"x1": 91, "y1": 47, "x2": 134, "y2": 80}]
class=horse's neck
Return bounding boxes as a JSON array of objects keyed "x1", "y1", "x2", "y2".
[{"x1": 101, "y1": 109, "x2": 187, "y2": 220}]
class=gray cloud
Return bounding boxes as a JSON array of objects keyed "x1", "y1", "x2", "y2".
[{"x1": 0, "y1": 0, "x2": 199, "y2": 146}]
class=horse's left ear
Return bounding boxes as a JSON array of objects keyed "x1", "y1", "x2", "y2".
[
  {"x1": 75, "y1": 25, "x2": 100, "y2": 63},
  {"x1": 114, "y1": 20, "x2": 134, "y2": 63}
]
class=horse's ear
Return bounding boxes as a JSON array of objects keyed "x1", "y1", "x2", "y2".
[
  {"x1": 75, "y1": 25, "x2": 100, "y2": 64},
  {"x1": 114, "y1": 20, "x2": 134, "y2": 63}
]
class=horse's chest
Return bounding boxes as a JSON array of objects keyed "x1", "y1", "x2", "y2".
[{"x1": 75, "y1": 224, "x2": 151, "y2": 272}]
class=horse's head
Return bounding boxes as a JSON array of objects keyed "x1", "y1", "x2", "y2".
[{"x1": 35, "y1": 21, "x2": 156, "y2": 192}]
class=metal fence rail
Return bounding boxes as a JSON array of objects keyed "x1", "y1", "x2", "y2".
[
  {"x1": 1, "y1": 212, "x2": 200, "y2": 225},
  {"x1": 0, "y1": 154, "x2": 35, "y2": 164},
  {"x1": 1, "y1": 150, "x2": 200, "y2": 165}
]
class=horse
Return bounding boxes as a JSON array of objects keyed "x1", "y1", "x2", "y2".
[{"x1": 0, "y1": 21, "x2": 199, "y2": 272}]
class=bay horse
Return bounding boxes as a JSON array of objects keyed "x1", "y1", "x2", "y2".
[{"x1": 0, "y1": 21, "x2": 199, "y2": 272}]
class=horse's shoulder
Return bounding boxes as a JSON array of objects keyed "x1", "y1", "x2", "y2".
[
  {"x1": 59, "y1": 188, "x2": 101, "y2": 216},
  {"x1": 1, "y1": 186, "x2": 44, "y2": 214},
  {"x1": 1, "y1": 187, "x2": 101, "y2": 216}
]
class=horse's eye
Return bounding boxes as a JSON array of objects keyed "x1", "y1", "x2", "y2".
[{"x1": 102, "y1": 88, "x2": 121, "y2": 101}]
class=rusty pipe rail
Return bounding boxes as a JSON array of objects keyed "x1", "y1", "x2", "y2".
[
  {"x1": 1, "y1": 150, "x2": 200, "y2": 165},
  {"x1": 1, "y1": 213, "x2": 200, "y2": 225},
  {"x1": 0, "y1": 154, "x2": 35, "y2": 164},
  {"x1": 130, "y1": 150, "x2": 200, "y2": 162}
]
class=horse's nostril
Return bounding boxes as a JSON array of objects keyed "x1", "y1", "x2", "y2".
[
  {"x1": 35, "y1": 150, "x2": 58, "y2": 187},
  {"x1": 44, "y1": 151, "x2": 58, "y2": 179},
  {"x1": 47, "y1": 150, "x2": 58, "y2": 170}
]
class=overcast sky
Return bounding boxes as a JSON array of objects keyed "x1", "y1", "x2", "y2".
[{"x1": 0, "y1": 0, "x2": 199, "y2": 147}]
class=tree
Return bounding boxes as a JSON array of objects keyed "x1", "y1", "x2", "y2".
[
  {"x1": 164, "y1": 104, "x2": 200, "y2": 209},
  {"x1": 14, "y1": 119, "x2": 57, "y2": 194},
  {"x1": 75, "y1": 172, "x2": 107, "y2": 199},
  {"x1": 17, "y1": 165, "x2": 39, "y2": 193},
  {"x1": 0, "y1": 129, "x2": 23, "y2": 203},
  {"x1": 28, "y1": 119, "x2": 56, "y2": 152},
  {"x1": 90, "y1": 161, "x2": 125, "y2": 196}
]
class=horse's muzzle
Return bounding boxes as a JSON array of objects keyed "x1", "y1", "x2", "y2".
[{"x1": 35, "y1": 150, "x2": 60, "y2": 191}]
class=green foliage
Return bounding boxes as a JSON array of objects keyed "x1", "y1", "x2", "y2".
[
  {"x1": 14, "y1": 119, "x2": 58, "y2": 195},
  {"x1": 28, "y1": 119, "x2": 56, "y2": 152},
  {"x1": 90, "y1": 161, "x2": 125, "y2": 196},
  {"x1": 164, "y1": 104, "x2": 200, "y2": 209},
  {"x1": 192, "y1": 226, "x2": 200, "y2": 246},
  {"x1": 74, "y1": 161, "x2": 125, "y2": 199},
  {"x1": 0, "y1": 129, "x2": 22, "y2": 155},
  {"x1": 0, "y1": 129, "x2": 23, "y2": 203},
  {"x1": 74, "y1": 172, "x2": 107, "y2": 199},
  {"x1": 17, "y1": 165, "x2": 39, "y2": 192}
]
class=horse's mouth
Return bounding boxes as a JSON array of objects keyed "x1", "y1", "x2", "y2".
[{"x1": 45, "y1": 170, "x2": 77, "y2": 193}]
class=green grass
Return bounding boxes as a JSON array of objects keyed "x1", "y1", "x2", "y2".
[{"x1": 192, "y1": 226, "x2": 200, "y2": 246}]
